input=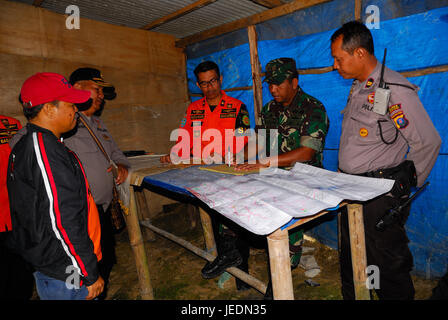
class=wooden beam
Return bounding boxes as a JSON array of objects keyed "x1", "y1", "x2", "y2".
[
  {"x1": 347, "y1": 203, "x2": 370, "y2": 300},
  {"x1": 198, "y1": 207, "x2": 217, "y2": 257},
  {"x1": 141, "y1": 0, "x2": 218, "y2": 30},
  {"x1": 125, "y1": 187, "x2": 154, "y2": 300},
  {"x1": 175, "y1": 0, "x2": 332, "y2": 48},
  {"x1": 354, "y1": 0, "x2": 362, "y2": 21},
  {"x1": 249, "y1": 0, "x2": 286, "y2": 9},
  {"x1": 32, "y1": 0, "x2": 45, "y2": 7},
  {"x1": 248, "y1": 25, "x2": 263, "y2": 126},
  {"x1": 188, "y1": 63, "x2": 448, "y2": 97},
  {"x1": 267, "y1": 228, "x2": 294, "y2": 299},
  {"x1": 400, "y1": 64, "x2": 448, "y2": 78},
  {"x1": 140, "y1": 220, "x2": 268, "y2": 294}
]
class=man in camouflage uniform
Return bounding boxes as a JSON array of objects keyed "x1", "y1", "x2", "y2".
[
  {"x1": 236, "y1": 58, "x2": 329, "y2": 297},
  {"x1": 260, "y1": 58, "x2": 329, "y2": 169}
]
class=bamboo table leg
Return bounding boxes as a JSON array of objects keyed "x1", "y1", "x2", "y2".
[
  {"x1": 198, "y1": 207, "x2": 217, "y2": 257},
  {"x1": 125, "y1": 186, "x2": 154, "y2": 300},
  {"x1": 347, "y1": 203, "x2": 370, "y2": 300},
  {"x1": 135, "y1": 187, "x2": 156, "y2": 242},
  {"x1": 187, "y1": 204, "x2": 199, "y2": 230},
  {"x1": 267, "y1": 228, "x2": 294, "y2": 300}
]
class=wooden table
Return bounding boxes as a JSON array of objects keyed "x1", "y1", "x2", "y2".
[{"x1": 123, "y1": 163, "x2": 370, "y2": 300}]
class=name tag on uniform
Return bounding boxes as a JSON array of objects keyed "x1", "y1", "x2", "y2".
[
  {"x1": 221, "y1": 108, "x2": 237, "y2": 114},
  {"x1": 220, "y1": 113, "x2": 236, "y2": 118}
]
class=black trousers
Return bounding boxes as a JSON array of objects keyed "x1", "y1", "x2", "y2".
[
  {"x1": 210, "y1": 212, "x2": 250, "y2": 280},
  {"x1": 339, "y1": 194, "x2": 415, "y2": 300},
  {"x1": 97, "y1": 204, "x2": 117, "y2": 291}
]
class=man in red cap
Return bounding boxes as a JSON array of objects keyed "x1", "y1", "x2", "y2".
[
  {"x1": 4, "y1": 72, "x2": 104, "y2": 300},
  {"x1": 8, "y1": 68, "x2": 129, "y2": 300}
]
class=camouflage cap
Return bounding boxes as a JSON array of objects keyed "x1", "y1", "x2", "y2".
[{"x1": 263, "y1": 58, "x2": 298, "y2": 85}]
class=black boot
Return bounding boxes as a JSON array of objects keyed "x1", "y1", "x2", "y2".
[
  {"x1": 201, "y1": 233, "x2": 243, "y2": 279},
  {"x1": 235, "y1": 236, "x2": 251, "y2": 291}
]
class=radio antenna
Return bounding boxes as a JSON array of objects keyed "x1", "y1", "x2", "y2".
[{"x1": 379, "y1": 48, "x2": 387, "y2": 88}]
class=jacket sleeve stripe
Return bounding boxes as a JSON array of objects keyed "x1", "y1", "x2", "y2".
[{"x1": 32, "y1": 132, "x2": 88, "y2": 278}]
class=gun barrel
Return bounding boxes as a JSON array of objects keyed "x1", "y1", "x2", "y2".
[{"x1": 399, "y1": 181, "x2": 429, "y2": 209}]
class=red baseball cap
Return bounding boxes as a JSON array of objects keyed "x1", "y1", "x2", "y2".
[{"x1": 20, "y1": 72, "x2": 91, "y2": 108}]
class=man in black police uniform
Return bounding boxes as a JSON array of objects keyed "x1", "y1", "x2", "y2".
[{"x1": 331, "y1": 21, "x2": 441, "y2": 299}]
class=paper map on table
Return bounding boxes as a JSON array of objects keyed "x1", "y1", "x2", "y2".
[
  {"x1": 199, "y1": 164, "x2": 260, "y2": 176},
  {"x1": 187, "y1": 162, "x2": 395, "y2": 235}
]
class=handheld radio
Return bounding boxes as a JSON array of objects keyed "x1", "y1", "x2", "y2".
[{"x1": 372, "y1": 48, "x2": 391, "y2": 115}]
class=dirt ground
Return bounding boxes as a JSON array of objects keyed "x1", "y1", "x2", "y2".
[{"x1": 104, "y1": 203, "x2": 438, "y2": 301}]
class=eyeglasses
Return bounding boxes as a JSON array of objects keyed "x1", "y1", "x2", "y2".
[{"x1": 198, "y1": 78, "x2": 219, "y2": 88}]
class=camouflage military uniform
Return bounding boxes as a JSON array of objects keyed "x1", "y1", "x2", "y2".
[
  {"x1": 261, "y1": 58, "x2": 330, "y2": 269},
  {"x1": 261, "y1": 86, "x2": 329, "y2": 168}
]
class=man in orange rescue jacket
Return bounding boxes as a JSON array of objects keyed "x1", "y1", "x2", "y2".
[{"x1": 160, "y1": 61, "x2": 252, "y2": 290}]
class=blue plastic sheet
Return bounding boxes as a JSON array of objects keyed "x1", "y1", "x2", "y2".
[{"x1": 185, "y1": 7, "x2": 448, "y2": 277}]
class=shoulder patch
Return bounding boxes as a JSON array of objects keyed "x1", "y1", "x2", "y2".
[
  {"x1": 391, "y1": 111, "x2": 409, "y2": 129},
  {"x1": 242, "y1": 115, "x2": 250, "y2": 126}
]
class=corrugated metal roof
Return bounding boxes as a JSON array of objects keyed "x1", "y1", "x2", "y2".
[
  {"x1": 9, "y1": 0, "x2": 277, "y2": 38},
  {"x1": 150, "y1": 0, "x2": 267, "y2": 37}
]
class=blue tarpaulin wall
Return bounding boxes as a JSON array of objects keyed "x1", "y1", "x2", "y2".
[{"x1": 185, "y1": 3, "x2": 448, "y2": 278}]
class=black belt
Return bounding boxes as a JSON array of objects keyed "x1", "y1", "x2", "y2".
[
  {"x1": 339, "y1": 162, "x2": 408, "y2": 179},
  {"x1": 341, "y1": 160, "x2": 417, "y2": 201}
]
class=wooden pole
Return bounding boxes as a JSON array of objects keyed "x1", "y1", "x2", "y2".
[
  {"x1": 267, "y1": 228, "x2": 294, "y2": 300},
  {"x1": 199, "y1": 207, "x2": 217, "y2": 257},
  {"x1": 125, "y1": 186, "x2": 154, "y2": 299},
  {"x1": 346, "y1": 203, "x2": 370, "y2": 300},
  {"x1": 135, "y1": 187, "x2": 156, "y2": 242},
  {"x1": 140, "y1": 220, "x2": 268, "y2": 294},
  {"x1": 355, "y1": 0, "x2": 362, "y2": 21},
  {"x1": 248, "y1": 25, "x2": 263, "y2": 126},
  {"x1": 188, "y1": 204, "x2": 199, "y2": 229}
]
